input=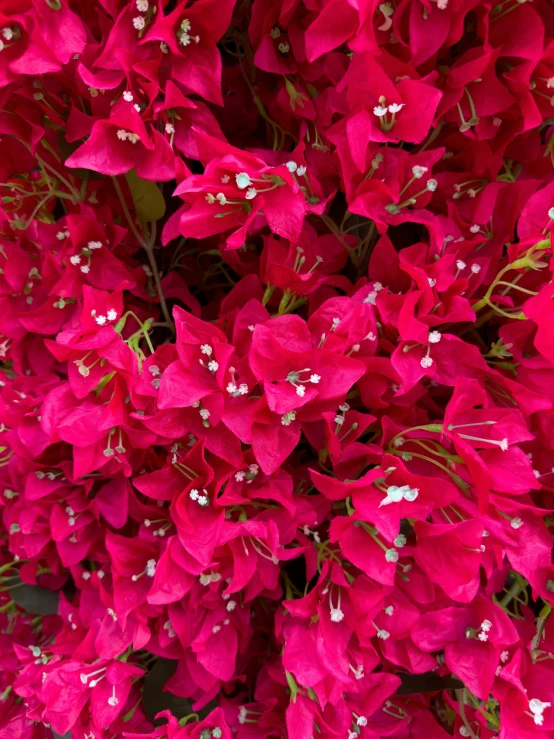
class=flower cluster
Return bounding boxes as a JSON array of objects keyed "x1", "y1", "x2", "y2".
[{"x1": 1, "y1": 1, "x2": 554, "y2": 738}]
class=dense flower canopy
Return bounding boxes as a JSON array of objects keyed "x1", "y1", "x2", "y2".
[{"x1": 1, "y1": 0, "x2": 554, "y2": 738}]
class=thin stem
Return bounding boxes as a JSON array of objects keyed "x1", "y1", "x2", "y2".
[{"x1": 112, "y1": 177, "x2": 174, "y2": 330}]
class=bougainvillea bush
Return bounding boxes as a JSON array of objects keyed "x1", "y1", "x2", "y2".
[{"x1": 3, "y1": 0, "x2": 554, "y2": 737}]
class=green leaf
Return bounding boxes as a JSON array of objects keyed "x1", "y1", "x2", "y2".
[
  {"x1": 10, "y1": 581, "x2": 60, "y2": 615},
  {"x1": 125, "y1": 169, "x2": 166, "y2": 223}
]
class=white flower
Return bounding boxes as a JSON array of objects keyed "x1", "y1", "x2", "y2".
[
  {"x1": 296, "y1": 165, "x2": 307, "y2": 176},
  {"x1": 56, "y1": 231, "x2": 67, "y2": 240},
  {"x1": 226, "y1": 600, "x2": 237, "y2": 612},
  {"x1": 459, "y1": 729, "x2": 471, "y2": 737},
  {"x1": 511, "y1": 517, "x2": 523, "y2": 529},
  {"x1": 70, "y1": 255, "x2": 81, "y2": 265},
  {"x1": 428, "y1": 331, "x2": 441, "y2": 344},
  {"x1": 426, "y1": 179, "x2": 438, "y2": 192},
  {"x1": 296, "y1": 385, "x2": 306, "y2": 397},
  {"x1": 281, "y1": 411, "x2": 297, "y2": 426},
  {"x1": 235, "y1": 471, "x2": 246, "y2": 482},
  {"x1": 189, "y1": 489, "x2": 199, "y2": 500},
  {"x1": 181, "y1": 18, "x2": 191, "y2": 31},
  {"x1": 428, "y1": 277, "x2": 436, "y2": 287},
  {"x1": 376, "y1": 629, "x2": 390, "y2": 640},
  {"x1": 471, "y1": 263, "x2": 481, "y2": 274},
  {"x1": 134, "y1": 103, "x2": 141, "y2": 113},
  {"x1": 123, "y1": 90, "x2": 134, "y2": 102},
  {"x1": 548, "y1": 207, "x2": 554, "y2": 220},
  {"x1": 477, "y1": 631, "x2": 488, "y2": 642},
  {"x1": 330, "y1": 607, "x2": 344, "y2": 622},
  {"x1": 394, "y1": 533, "x2": 407, "y2": 547},
  {"x1": 200, "y1": 344, "x2": 213, "y2": 356},
  {"x1": 199, "y1": 409, "x2": 210, "y2": 420},
  {"x1": 238, "y1": 383, "x2": 249, "y2": 395},
  {"x1": 412, "y1": 165, "x2": 428, "y2": 179},
  {"x1": 403, "y1": 486, "x2": 419, "y2": 502},
  {"x1": 385, "y1": 548, "x2": 398, "y2": 563},
  {"x1": 456, "y1": 260, "x2": 467, "y2": 270},
  {"x1": 107, "y1": 309, "x2": 118, "y2": 321},
  {"x1": 245, "y1": 187, "x2": 257, "y2": 200},
  {"x1": 165, "y1": 123, "x2": 175, "y2": 134},
  {"x1": 198, "y1": 495, "x2": 208, "y2": 506},
  {"x1": 501, "y1": 650, "x2": 509, "y2": 662},
  {"x1": 205, "y1": 193, "x2": 215, "y2": 204},
  {"x1": 357, "y1": 716, "x2": 368, "y2": 727},
  {"x1": 334, "y1": 415, "x2": 345, "y2": 426},
  {"x1": 286, "y1": 161, "x2": 298, "y2": 172},
  {"x1": 529, "y1": 698, "x2": 551, "y2": 715},
  {"x1": 420, "y1": 355, "x2": 433, "y2": 368},
  {"x1": 235, "y1": 172, "x2": 251, "y2": 189},
  {"x1": 95, "y1": 314, "x2": 107, "y2": 326},
  {"x1": 480, "y1": 619, "x2": 492, "y2": 632},
  {"x1": 388, "y1": 103, "x2": 404, "y2": 113},
  {"x1": 117, "y1": 129, "x2": 128, "y2": 141},
  {"x1": 136, "y1": 0, "x2": 149, "y2": 10},
  {"x1": 88, "y1": 241, "x2": 102, "y2": 250},
  {"x1": 470, "y1": 224, "x2": 481, "y2": 233},
  {"x1": 2, "y1": 28, "x2": 13, "y2": 40},
  {"x1": 384, "y1": 605, "x2": 394, "y2": 616},
  {"x1": 310, "y1": 374, "x2": 321, "y2": 384},
  {"x1": 227, "y1": 382, "x2": 238, "y2": 394},
  {"x1": 373, "y1": 105, "x2": 388, "y2": 117},
  {"x1": 80, "y1": 265, "x2": 90, "y2": 274},
  {"x1": 128, "y1": 133, "x2": 140, "y2": 144},
  {"x1": 146, "y1": 559, "x2": 157, "y2": 577},
  {"x1": 208, "y1": 360, "x2": 219, "y2": 372},
  {"x1": 132, "y1": 16, "x2": 146, "y2": 30}
]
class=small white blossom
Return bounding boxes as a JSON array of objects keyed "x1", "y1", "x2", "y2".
[
  {"x1": 199, "y1": 409, "x2": 210, "y2": 421},
  {"x1": 123, "y1": 90, "x2": 134, "y2": 102},
  {"x1": 70, "y1": 255, "x2": 81, "y2": 266},
  {"x1": 310, "y1": 374, "x2": 321, "y2": 384},
  {"x1": 235, "y1": 172, "x2": 251, "y2": 189},
  {"x1": 511, "y1": 517, "x2": 523, "y2": 529},
  {"x1": 388, "y1": 103, "x2": 404, "y2": 113},
  {"x1": 208, "y1": 360, "x2": 219, "y2": 372},
  {"x1": 470, "y1": 224, "x2": 481, "y2": 233},
  {"x1": 428, "y1": 331, "x2": 441, "y2": 344},
  {"x1": 200, "y1": 344, "x2": 213, "y2": 356},
  {"x1": 136, "y1": 0, "x2": 149, "y2": 9},
  {"x1": 107, "y1": 309, "x2": 118, "y2": 321},
  {"x1": 426, "y1": 179, "x2": 438, "y2": 192},
  {"x1": 80, "y1": 265, "x2": 90, "y2": 274},
  {"x1": 2, "y1": 28, "x2": 14, "y2": 41},
  {"x1": 471, "y1": 263, "x2": 481, "y2": 273},
  {"x1": 117, "y1": 129, "x2": 128, "y2": 141},
  {"x1": 132, "y1": 16, "x2": 146, "y2": 30},
  {"x1": 296, "y1": 165, "x2": 306, "y2": 176},
  {"x1": 330, "y1": 607, "x2": 344, "y2": 622},
  {"x1": 165, "y1": 123, "x2": 175, "y2": 134},
  {"x1": 296, "y1": 385, "x2": 306, "y2": 397},
  {"x1": 412, "y1": 165, "x2": 428, "y2": 179},
  {"x1": 373, "y1": 105, "x2": 388, "y2": 117},
  {"x1": 480, "y1": 619, "x2": 492, "y2": 632},
  {"x1": 286, "y1": 161, "x2": 298, "y2": 172},
  {"x1": 420, "y1": 355, "x2": 433, "y2": 368},
  {"x1": 456, "y1": 260, "x2": 467, "y2": 270},
  {"x1": 245, "y1": 187, "x2": 257, "y2": 200},
  {"x1": 281, "y1": 411, "x2": 297, "y2": 426},
  {"x1": 95, "y1": 315, "x2": 107, "y2": 326},
  {"x1": 385, "y1": 548, "x2": 398, "y2": 563}
]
